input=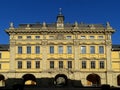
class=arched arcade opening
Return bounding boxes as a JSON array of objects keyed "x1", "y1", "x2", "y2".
[
  {"x1": 0, "y1": 74, "x2": 5, "y2": 87},
  {"x1": 22, "y1": 74, "x2": 36, "y2": 85},
  {"x1": 86, "y1": 74, "x2": 101, "y2": 86},
  {"x1": 54, "y1": 74, "x2": 68, "y2": 87},
  {"x1": 117, "y1": 74, "x2": 120, "y2": 86}
]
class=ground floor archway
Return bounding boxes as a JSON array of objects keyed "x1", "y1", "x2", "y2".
[
  {"x1": 22, "y1": 74, "x2": 36, "y2": 85},
  {"x1": 0, "y1": 74, "x2": 5, "y2": 87},
  {"x1": 117, "y1": 74, "x2": 120, "y2": 86},
  {"x1": 86, "y1": 73, "x2": 101, "y2": 86},
  {"x1": 54, "y1": 74, "x2": 68, "y2": 87}
]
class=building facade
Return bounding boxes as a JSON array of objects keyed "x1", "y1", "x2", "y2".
[{"x1": 0, "y1": 12, "x2": 120, "y2": 87}]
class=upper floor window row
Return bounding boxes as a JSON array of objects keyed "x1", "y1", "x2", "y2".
[
  {"x1": 17, "y1": 35, "x2": 105, "y2": 40},
  {"x1": 80, "y1": 46, "x2": 104, "y2": 54},
  {"x1": 17, "y1": 35, "x2": 73, "y2": 40},
  {"x1": 49, "y1": 46, "x2": 72, "y2": 54},
  {"x1": 17, "y1": 36, "x2": 41, "y2": 39},
  {"x1": 18, "y1": 46, "x2": 40, "y2": 54},
  {"x1": 80, "y1": 35, "x2": 104, "y2": 39}
]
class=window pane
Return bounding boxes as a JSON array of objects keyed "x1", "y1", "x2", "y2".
[
  {"x1": 36, "y1": 46, "x2": 40, "y2": 54},
  {"x1": 27, "y1": 46, "x2": 31, "y2": 54},
  {"x1": 27, "y1": 61, "x2": 31, "y2": 69},
  {"x1": 82, "y1": 61, "x2": 86, "y2": 69},
  {"x1": 50, "y1": 61, "x2": 54, "y2": 68},
  {"x1": 100, "y1": 61, "x2": 104, "y2": 69},
  {"x1": 50, "y1": 46, "x2": 54, "y2": 54},
  {"x1": 68, "y1": 61, "x2": 72, "y2": 68},
  {"x1": 98, "y1": 36, "x2": 103, "y2": 39},
  {"x1": 58, "y1": 46, "x2": 63, "y2": 54},
  {"x1": 27, "y1": 36, "x2": 31, "y2": 39},
  {"x1": 18, "y1": 36, "x2": 22, "y2": 39},
  {"x1": 66, "y1": 36, "x2": 71, "y2": 39},
  {"x1": 90, "y1": 36, "x2": 94, "y2": 39},
  {"x1": 35, "y1": 36, "x2": 40, "y2": 39},
  {"x1": 36, "y1": 61, "x2": 40, "y2": 68},
  {"x1": 81, "y1": 36, "x2": 86, "y2": 39},
  {"x1": 99, "y1": 46, "x2": 104, "y2": 54},
  {"x1": 67, "y1": 46, "x2": 72, "y2": 54},
  {"x1": 49, "y1": 36, "x2": 54, "y2": 39},
  {"x1": 90, "y1": 46, "x2": 95, "y2": 54},
  {"x1": 59, "y1": 61, "x2": 63, "y2": 68},
  {"x1": 81, "y1": 46, "x2": 86, "y2": 54},
  {"x1": 18, "y1": 46, "x2": 22, "y2": 54},
  {"x1": 18, "y1": 61, "x2": 22, "y2": 69},
  {"x1": 91, "y1": 61, "x2": 95, "y2": 69}
]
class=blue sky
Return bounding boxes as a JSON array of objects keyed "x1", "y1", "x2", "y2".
[{"x1": 0, "y1": 0, "x2": 120, "y2": 44}]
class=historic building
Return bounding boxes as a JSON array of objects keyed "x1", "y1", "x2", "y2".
[{"x1": 0, "y1": 11, "x2": 120, "y2": 87}]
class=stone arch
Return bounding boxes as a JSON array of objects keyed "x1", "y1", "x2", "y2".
[
  {"x1": 54, "y1": 74, "x2": 68, "y2": 87},
  {"x1": 117, "y1": 74, "x2": 120, "y2": 86},
  {"x1": 22, "y1": 74, "x2": 36, "y2": 85},
  {"x1": 0, "y1": 74, "x2": 5, "y2": 87},
  {"x1": 86, "y1": 73, "x2": 101, "y2": 86}
]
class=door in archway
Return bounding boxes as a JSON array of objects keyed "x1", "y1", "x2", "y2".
[
  {"x1": 22, "y1": 74, "x2": 36, "y2": 85},
  {"x1": 86, "y1": 74, "x2": 101, "y2": 86}
]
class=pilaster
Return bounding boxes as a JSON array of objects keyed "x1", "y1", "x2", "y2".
[
  {"x1": 9, "y1": 39, "x2": 16, "y2": 72},
  {"x1": 41, "y1": 39, "x2": 48, "y2": 71},
  {"x1": 74, "y1": 39, "x2": 79, "y2": 71}
]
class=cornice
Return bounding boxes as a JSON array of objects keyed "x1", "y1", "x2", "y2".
[{"x1": 6, "y1": 28, "x2": 115, "y2": 35}]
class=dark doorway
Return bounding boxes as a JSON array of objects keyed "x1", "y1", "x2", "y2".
[
  {"x1": 0, "y1": 74, "x2": 5, "y2": 87},
  {"x1": 22, "y1": 74, "x2": 36, "y2": 85},
  {"x1": 117, "y1": 75, "x2": 120, "y2": 86},
  {"x1": 86, "y1": 74, "x2": 101, "y2": 86}
]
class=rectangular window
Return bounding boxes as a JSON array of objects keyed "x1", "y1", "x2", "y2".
[
  {"x1": 18, "y1": 61, "x2": 22, "y2": 69},
  {"x1": 67, "y1": 46, "x2": 72, "y2": 54},
  {"x1": 99, "y1": 46, "x2": 104, "y2": 54},
  {"x1": 27, "y1": 36, "x2": 31, "y2": 39},
  {"x1": 50, "y1": 61, "x2": 54, "y2": 69},
  {"x1": 59, "y1": 61, "x2": 63, "y2": 68},
  {"x1": 58, "y1": 46, "x2": 63, "y2": 54},
  {"x1": 50, "y1": 46, "x2": 54, "y2": 54},
  {"x1": 36, "y1": 61, "x2": 40, "y2": 68},
  {"x1": 36, "y1": 46, "x2": 40, "y2": 54},
  {"x1": 98, "y1": 36, "x2": 103, "y2": 39},
  {"x1": 90, "y1": 36, "x2": 94, "y2": 39},
  {"x1": 27, "y1": 61, "x2": 31, "y2": 69},
  {"x1": 27, "y1": 46, "x2": 31, "y2": 54},
  {"x1": 35, "y1": 36, "x2": 40, "y2": 39},
  {"x1": 100, "y1": 61, "x2": 104, "y2": 69},
  {"x1": 49, "y1": 36, "x2": 54, "y2": 39},
  {"x1": 18, "y1": 36, "x2": 22, "y2": 39},
  {"x1": 81, "y1": 46, "x2": 86, "y2": 54},
  {"x1": 91, "y1": 61, "x2": 95, "y2": 69},
  {"x1": 82, "y1": 61, "x2": 86, "y2": 69},
  {"x1": 81, "y1": 36, "x2": 86, "y2": 39},
  {"x1": 18, "y1": 46, "x2": 22, "y2": 54},
  {"x1": 90, "y1": 46, "x2": 95, "y2": 54},
  {"x1": 66, "y1": 36, "x2": 71, "y2": 39},
  {"x1": 68, "y1": 61, "x2": 72, "y2": 68},
  {"x1": 0, "y1": 53, "x2": 1, "y2": 58}
]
